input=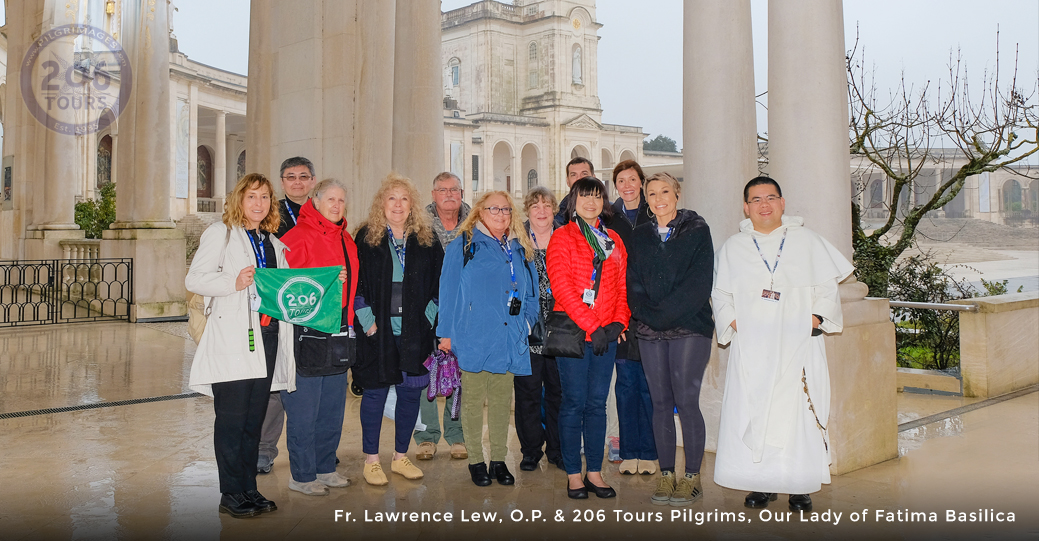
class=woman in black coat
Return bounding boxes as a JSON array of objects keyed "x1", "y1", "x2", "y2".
[
  {"x1": 605, "y1": 160, "x2": 658, "y2": 476},
  {"x1": 353, "y1": 174, "x2": 444, "y2": 486},
  {"x1": 626, "y1": 172, "x2": 714, "y2": 508}
]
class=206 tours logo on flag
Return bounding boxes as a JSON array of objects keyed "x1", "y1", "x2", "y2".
[{"x1": 254, "y1": 266, "x2": 342, "y2": 334}]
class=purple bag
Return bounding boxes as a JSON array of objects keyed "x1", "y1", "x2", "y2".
[{"x1": 423, "y1": 349, "x2": 462, "y2": 420}]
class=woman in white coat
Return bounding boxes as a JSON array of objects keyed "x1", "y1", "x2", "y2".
[{"x1": 186, "y1": 173, "x2": 296, "y2": 519}]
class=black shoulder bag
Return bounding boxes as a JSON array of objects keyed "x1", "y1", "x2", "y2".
[
  {"x1": 542, "y1": 259, "x2": 602, "y2": 358},
  {"x1": 294, "y1": 237, "x2": 356, "y2": 377}
]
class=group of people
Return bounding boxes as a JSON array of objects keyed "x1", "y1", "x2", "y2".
[{"x1": 186, "y1": 155, "x2": 853, "y2": 519}]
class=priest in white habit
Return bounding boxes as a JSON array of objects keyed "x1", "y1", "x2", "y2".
[{"x1": 711, "y1": 176, "x2": 853, "y2": 513}]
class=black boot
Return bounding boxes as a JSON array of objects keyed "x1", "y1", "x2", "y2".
[
  {"x1": 789, "y1": 494, "x2": 813, "y2": 512},
  {"x1": 744, "y1": 492, "x2": 778, "y2": 508},
  {"x1": 490, "y1": 461, "x2": 515, "y2": 485},
  {"x1": 218, "y1": 492, "x2": 262, "y2": 518},
  {"x1": 244, "y1": 490, "x2": 277, "y2": 513},
  {"x1": 519, "y1": 451, "x2": 543, "y2": 471},
  {"x1": 468, "y1": 463, "x2": 492, "y2": 486}
]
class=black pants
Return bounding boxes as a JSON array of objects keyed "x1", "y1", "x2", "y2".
[
  {"x1": 211, "y1": 331, "x2": 277, "y2": 494},
  {"x1": 640, "y1": 335, "x2": 712, "y2": 474},
  {"x1": 513, "y1": 351, "x2": 562, "y2": 462}
]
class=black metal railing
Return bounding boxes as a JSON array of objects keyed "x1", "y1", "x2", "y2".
[{"x1": 0, "y1": 259, "x2": 133, "y2": 327}]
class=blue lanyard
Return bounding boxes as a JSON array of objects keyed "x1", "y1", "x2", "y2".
[
  {"x1": 496, "y1": 235, "x2": 518, "y2": 291},
  {"x1": 752, "y1": 229, "x2": 787, "y2": 289},
  {"x1": 664, "y1": 227, "x2": 674, "y2": 242},
  {"x1": 246, "y1": 230, "x2": 267, "y2": 269},
  {"x1": 387, "y1": 226, "x2": 406, "y2": 271},
  {"x1": 284, "y1": 200, "x2": 297, "y2": 226}
]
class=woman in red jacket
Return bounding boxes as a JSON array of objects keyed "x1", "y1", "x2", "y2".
[
  {"x1": 278, "y1": 178, "x2": 360, "y2": 496},
  {"x1": 546, "y1": 176, "x2": 630, "y2": 500}
]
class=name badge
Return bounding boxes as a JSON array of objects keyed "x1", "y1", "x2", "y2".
[
  {"x1": 582, "y1": 289, "x2": 596, "y2": 305},
  {"x1": 761, "y1": 289, "x2": 781, "y2": 303},
  {"x1": 250, "y1": 293, "x2": 262, "y2": 311}
]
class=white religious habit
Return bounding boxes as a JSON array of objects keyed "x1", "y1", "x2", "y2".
[{"x1": 711, "y1": 215, "x2": 853, "y2": 494}]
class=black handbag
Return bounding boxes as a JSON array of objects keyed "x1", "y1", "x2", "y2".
[
  {"x1": 542, "y1": 260, "x2": 602, "y2": 358},
  {"x1": 294, "y1": 324, "x2": 355, "y2": 377},
  {"x1": 542, "y1": 311, "x2": 585, "y2": 358}
]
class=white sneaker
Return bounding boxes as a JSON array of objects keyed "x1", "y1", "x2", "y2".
[
  {"x1": 288, "y1": 479, "x2": 329, "y2": 496},
  {"x1": 316, "y1": 472, "x2": 352, "y2": 488}
]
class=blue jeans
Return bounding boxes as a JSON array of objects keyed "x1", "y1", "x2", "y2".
[
  {"x1": 280, "y1": 371, "x2": 349, "y2": 482},
  {"x1": 359, "y1": 384, "x2": 422, "y2": 455},
  {"x1": 615, "y1": 359, "x2": 658, "y2": 460},
  {"x1": 557, "y1": 342, "x2": 617, "y2": 475}
]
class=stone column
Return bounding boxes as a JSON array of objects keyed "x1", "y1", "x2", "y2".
[
  {"x1": 768, "y1": 0, "x2": 852, "y2": 258},
  {"x1": 682, "y1": 0, "x2": 759, "y2": 456},
  {"x1": 226, "y1": 133, "x2": 238, "y2": 195},
  {"x1": 24, "y1": 0, "x2": 87, "y2": 259},
  {"x1": 214, "y1": 111, "x2": 227, "y2": 208},
  {"x1": 392, "y1": 0, "x2": 444, "y2": 200},
  {"x1": 768, "y1": 0, "x2": 896, "y2": 474},
  {"x1": 352, "y1": 0, "x2": 396, "y2": 216},
  {"x1": 683, "y1": 0, "x2": 758, "y2": 246},
  {"x1": 187, "y1": 84, "x2": 199, "y2": 213},
  {"x1": 246, "y1": 0, "x2": 273, "y2": 178},
  {"x1": 102, "y1": 0, "x2": 186, "y2": 321}
]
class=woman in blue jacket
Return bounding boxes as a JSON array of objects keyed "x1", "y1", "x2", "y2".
[{"x1": 438, "y1": 190, "x2": 540, "y2": 487}]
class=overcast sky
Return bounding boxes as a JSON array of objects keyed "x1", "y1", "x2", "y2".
[{"x1": 11, "y1": 1, "x2": 1034, "y2": 148}]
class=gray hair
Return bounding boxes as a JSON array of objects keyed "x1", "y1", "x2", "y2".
[
  {"x1": 524, "y1": 185, "x2": 559, "y2": 214},
  {"x1": 312, "y1": 177, "x2": 349, "y2": 200},
  {"x1": 432, "y1": 171, "x2": 461, "y2": 187},
  {"x1": 279, "y1": 156, "x2": 315, "y2": 178}
]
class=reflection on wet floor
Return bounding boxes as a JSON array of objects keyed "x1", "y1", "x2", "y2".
[{"x1": 1, "y1": 322, "x2": 1037, "y2": 540}]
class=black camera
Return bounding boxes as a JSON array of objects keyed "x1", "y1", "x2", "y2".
[{"x1": 508, "y1": 296, "x2": 522, "y2": 316}]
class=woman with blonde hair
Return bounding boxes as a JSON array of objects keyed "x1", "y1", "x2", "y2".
[
  {"x1": 186, "y1": 173, "x2": 295, "y2": 518},
  {"x1": 438, "y1": 190, "x2": 540, "y2": 486},
  {"x1": 352, "y1": 173, "x2": 444, "y2": 486}
]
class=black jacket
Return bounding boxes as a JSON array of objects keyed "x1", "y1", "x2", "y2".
[
  {"x1": 276, "y1": 198, "x2": 304, "y2": 238},
  {"x1": 353, "y1": 225, "x2": 444, "y2": 388},
  {"x1": 626, "y1": 209, "x2": 715, "y2": 338},
  {"x1": 606, "y1": 196, "x2": 652, "y2": 358}
]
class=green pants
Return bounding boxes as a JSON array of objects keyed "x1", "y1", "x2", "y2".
[
  {"x1": 413, "y1": 393, "x2": 464, "y2": 445},
  {"x1": 460, "y1": 370, "x2": 514, "y2": 464}
]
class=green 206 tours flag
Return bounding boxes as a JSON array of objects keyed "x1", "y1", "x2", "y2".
[{"x1": 253, "y1": 266, "x2": 343, "y2": 334}]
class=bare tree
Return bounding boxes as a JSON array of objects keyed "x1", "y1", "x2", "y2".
[{"x1": 847, "y1": 27, "x2": 1038, "y2": 296}]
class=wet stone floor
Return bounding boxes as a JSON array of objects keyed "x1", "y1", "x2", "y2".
[{"x1": 0, "y1": 322, "x2": 1036, "y2": 540}]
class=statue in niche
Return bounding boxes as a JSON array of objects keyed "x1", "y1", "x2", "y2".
[{"x1": 572, "y1": 46, "x2": 582, "y2": 85}]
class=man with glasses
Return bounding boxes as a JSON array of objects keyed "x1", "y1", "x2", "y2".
[
  {"x1": 711, "y1": 176, "x2": 853, "y2": 513},
  {"x1": 414, "y1": 171, "x2": 470, "y2": 461},
  {"x1": 257, "y1": 156, "x2": 317, "y2": 474}
]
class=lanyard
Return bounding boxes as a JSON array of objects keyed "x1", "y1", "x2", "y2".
[
  {"x1": 246, "y1": 230, "x2": 267, "y2": 269},
  {"x1": 496, "y1": 235, "x2": 518, "y2": 291},
  {"x1": 284, "y1": 200, "x2": 297, "y2": 226},
  {"x1": 664, "y1": 227, "x2": 674, "y2": 242},
  {"x1": 387, "y1": 226, "x2": 406, "y2": 271},
  {"x1": 752, "y1": 229, "x2": 787, "y2": 289}
]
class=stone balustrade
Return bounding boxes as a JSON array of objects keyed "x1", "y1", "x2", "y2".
[
  {"x1": 58, "y1": 239, "x2": 101, "y2": 260},
  {"x1": 952, "y1": 292, "x2": 1039, "y2": 398}
]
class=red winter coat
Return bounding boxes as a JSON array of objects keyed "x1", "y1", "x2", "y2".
[
  {"x1": 279, "y1": 199, "x2": 360, "y2": 323},
  {"x1": 546, "y1": 220, "x2": 630, "y2": 339}
]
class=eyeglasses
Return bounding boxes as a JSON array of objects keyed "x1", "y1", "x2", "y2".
[
  {"x1": 281, "y1": 175, "x2": 313, "y2": 182},
  {"x1": 433, "y1": 187, "x2": 462, "y2": 195},
  {"x1": 747, "y1": 195, "x2": 781, "y2": 205},
  {"x1": 484, "y1": 206, "x2": 512, "y2": 215}
]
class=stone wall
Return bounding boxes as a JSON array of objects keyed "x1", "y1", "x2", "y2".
[{"x1": 953, "y1": 292, "x2": 1039, "y2": 398}]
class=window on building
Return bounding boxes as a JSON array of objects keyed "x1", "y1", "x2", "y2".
[
  {"x1": 472, "y1": 155, "x2": 480, "y2": 192},
  {"x1": 529, "y1": 42, "x2": 537, "y2": 62},
  {"x1": 527, "y1": 169, "x2": 538, "y2": 191},
  {"x1": 526, "y1": 4, "x2": 538, "y2": 16},
  {"x1": 450, "y1": 58, "x2": 460, "y2": 87}
]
